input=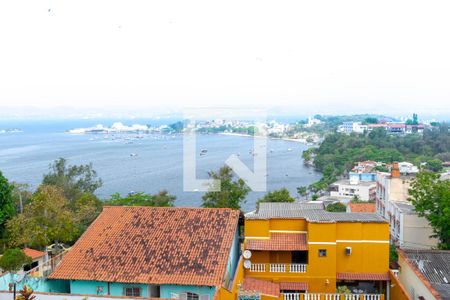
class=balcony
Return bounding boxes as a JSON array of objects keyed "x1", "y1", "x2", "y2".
[
  {"x1": 249, "y1": 263, "x2": 307, "y2": 273},
  {"x1": 283, "y1": 293, "x2": 384, "y2": 300}
]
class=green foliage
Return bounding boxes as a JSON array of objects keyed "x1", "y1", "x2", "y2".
[
  {"x1": 11, "y1": 183, "x2": 32, "y2": 214},
  {"x1": 73, "y1": 193, "x2": 103, "y2": 232},
  {"x1": 6, "y1": 185, "x2": 78, "y2": 248},
  {"x1": 326, "y1": 202, "x2": 347, "y2": 212},
  {"x1": 425, "y1": 159, "x2": 443, "y2": 172},
  {"x1": 105, "y1": 190, "x2": 176, "y2": 207},
  {"x1": 257, "y1": 188, "x2": 295, "y2": 204},
  {"x1": 408, "y1": 171, "x2": 450, "y2": 249},
  {"x1": 296, "y1": 186, "x2": 308, "y2": 199},
  {"x1": 311, "y1": 194, "x2": 319, "y2": 201},
  {"x1": 16, "y1": 285, "x2": 36, "y2": 300},
  {"x1": 42, "y1": 158, "x2": 102, "y2": 201},
  {"x1": 310, "y1": 123, "x2": 450, "y2": 193},
  {"x1": 364, "y1": 117, "x2": 378, "y2": 124},
  {"x1": 389, "y1": 244, "x2": 398, "y2": 263},
  {"x1": 202, "y1": 165, "x2": 250, "y2": 209},
  {"x1": 336, "y1": 286, "x2": 351, "y2": 294},
  {"x1": 0, "y1": 248, "x2": 32, "y2": 273},
  {"x1": 0, "y1": 171, "x2": 14, "y2": 239}
]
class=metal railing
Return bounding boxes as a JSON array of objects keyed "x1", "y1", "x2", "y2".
[
  {"x1": 25, "y1": 250, "x2": 68, "y2": 278},
  {"x1": 249, "y1": 263, "x2": 307, "y2": 273},
  {"x1": 283, "y1": 294, "x2": 383, "y2": 300}
]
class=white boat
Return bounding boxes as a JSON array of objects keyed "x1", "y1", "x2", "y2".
[{"x1": 130, "y1": 153, "x2": 138, "y2": 157}]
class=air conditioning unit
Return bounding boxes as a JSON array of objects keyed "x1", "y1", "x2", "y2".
[{"x1": 345, "y1": 247, "x2": 352, "y2": 256}]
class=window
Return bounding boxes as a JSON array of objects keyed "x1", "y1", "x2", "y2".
[
  {"x1": 124, "y1": 287, "x2": 141, "y2": 297},
  {"x1": 187, "y1": 292, "x2": 199, "y2": 300},
  {"x1": 318, "y1": 249, "x2": 327, "y2": 257}
]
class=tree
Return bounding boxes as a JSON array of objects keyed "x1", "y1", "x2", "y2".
[
  {"x1": 202, "y1": 165, "x2": 250, "y2": 209},
  {"x1": 257, "y1": 188, "x2": 295, "y2": 204},
  {"x1": 11, "y1": 182, "x2": 32, "y2": 214},
  {"x1": 296, "y1": 186, "x2": 308, "y2": 200},
  {"x1": 105, "y1": 190, "x2": 176, "y2": 207},
  {"x1": 408, "y1": 171, "x2": 450, "y2": 249},
  {"x1": 425, "y1": 159, "x2": 443, "y2": 172},
  {"x1": 0, "y1": 171, "x2": 14, "y2": 239},
  {"x1": 364, "y1": 117, "x2": 378, "y2": 124},
  {"x1": 73, "y1": 193, "x2": 103, "y2": 232},
  {"x1": 0, "y1": 248, "x2": 32, "y2": 273},
  {"x1": 6, "y1": 185, "x2": 78, "y2": 248},
  {"x1": 42, "y1": 158, "x2": 102, "y2": 201},
  {"x1": 326, "y1": 202, "x2": 347, "y2": 212}
]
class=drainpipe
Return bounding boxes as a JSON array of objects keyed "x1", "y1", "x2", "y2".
[
  {"x1": 386, "y1": 280, "x2": 390, "y2": 300},
  {"x1": 108, "y1": 282, "x2": 111, "y2": 295}
]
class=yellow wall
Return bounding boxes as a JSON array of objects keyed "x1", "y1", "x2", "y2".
[{"x1": 244, "y1": 218, "x2": 389, "y2": 294}]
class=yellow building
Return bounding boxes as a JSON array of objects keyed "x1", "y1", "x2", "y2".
[{"x1": 240, "y1": 202, "x2": 390, "y2": 300}]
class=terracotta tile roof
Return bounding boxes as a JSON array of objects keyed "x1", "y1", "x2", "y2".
[
  {"x1": 279, "y1": 282, "x2": 308, "y2": 291},
  {"x1": 348, "y1": 203, "x2": 376, "y2": 213},
  {"x1": 246, "y1": 233, "x2": 307, "y2": 251},
  {"x1": 49, "y1": 206, "x2": 240, "y2": 286},
  {"x1": 23, "y1": 248, "x2": 45, "y2": 260},
  {"x1": 242, "y1": 277, "x2": 280, "y2": 297},
  {"x1": 336, "y1": 272, "x2": 390, "y2": 281}
]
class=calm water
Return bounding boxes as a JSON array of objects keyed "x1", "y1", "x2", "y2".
[{"x1": 0, "y1": 119, "x2": 321, "y2": 211}]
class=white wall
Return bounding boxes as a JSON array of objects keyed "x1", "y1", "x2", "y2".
[{"x1": 0, "y1": 291, "x2": 143, "y2": 300}]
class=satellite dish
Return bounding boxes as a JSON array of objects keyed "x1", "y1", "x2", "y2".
[
  {"x1": 244, "y1": 260, "x2": 251, "y2": 269},
  {"x1": 243, "y1": 250, "x2": 252, "y2": 259}
]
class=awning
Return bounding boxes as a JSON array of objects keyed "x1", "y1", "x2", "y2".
[
  {"x1": 246, "y1": 233, "x2": 308, "y2": 251},
  {"x1": 337, "y1": 272, "x2": 390, "y2": 281},
  {"x1": 279, "y1": 282, "x2": 308, "y2": 291},
  {"x1": 242, "y1": 277, "x2": 280, "y2": 297}
]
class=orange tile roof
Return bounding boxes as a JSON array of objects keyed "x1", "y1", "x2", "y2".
[
  {"x1": 49, "y1": 206, "x2": 240, "y2": 286},
  {"x1": 246, "y1": 233, "x2": 307, "y2": 251},
  {"x1": 242, "y1": 277, "x2": 280, "y2": 297},
  {"x1": 279, "y1": 282, "x2": 308, "y2": 291},
  {"x1": 336, "y1": 272, "x2": 390, "y2": 281},
  {"x1": 348, "y1": 203, "x2": 376, "y2": 213},
  {"x1": 23, "y1": 248, "x2": 45, "y2": 260}
]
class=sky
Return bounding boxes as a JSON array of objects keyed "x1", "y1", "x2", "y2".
[{"x1": 0, "y1": 0, "x2": 450, "y2": 119}]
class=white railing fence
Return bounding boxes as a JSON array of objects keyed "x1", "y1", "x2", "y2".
[
  {"x1": 249, "y1": 263, "x2": 265, "y2": 272},
  {"x1": 269, "y1": 264, "x2": 286, "y2": 273},
  {"x1": 289, "y1": 264, "x2": 307, "y2": 273},
  {"x1": 283, "y1": 294, "x2": 382, "y2": 300}
]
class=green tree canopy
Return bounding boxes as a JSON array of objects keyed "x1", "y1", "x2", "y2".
[
  {"x1": 0, "y1": 248, "x2": 32, "y2": 273},
  {"x1": 6, "y1": 185, "x2": 78, "y2": 248},
  {"x1": 0, "y1": 171, "x2": 14, "y2": 239},
  {"x1": 202, "y1": 165, "x2": 250, "y2": 209},
  {"x1": 42, "y1": 158, "x2": 102, "y2": 201},
  {"x1": 257, "y1": 188, "x2": 295, "y2": 204},
  {"x1": 325, "y1": 202, "x2": 347, "y2": 212},
  {"x1": 408, "y1": 171, "x2": 450, "y2": 249},
  {"x1": 104, "y1": 190, "x2": 176, "y2": 207}
]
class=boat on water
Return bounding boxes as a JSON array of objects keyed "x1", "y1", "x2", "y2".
[
  {"x1": 200, "y1": 149, "x2": 208, "y2": 156},
  {"x1": 287, "y1": 148, "x2": 292, "y2": 151},
  {"x1": 130, "y1": 153, "x2": 138, "y2": 157}
]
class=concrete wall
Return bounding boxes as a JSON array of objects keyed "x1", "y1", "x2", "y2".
[
  {"x1": 397, "y1": 254, "x2": 436, "y2": 300},
  {"x1": 401, "y1": 214, "x2": 438, "y2": 249}
]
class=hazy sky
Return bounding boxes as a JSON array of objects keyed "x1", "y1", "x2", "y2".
[{"x1": 1, "y1": 0, "x2": 450, "y2": 118}]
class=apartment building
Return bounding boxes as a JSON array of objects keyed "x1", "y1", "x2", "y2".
[{"x1": 240, "y1": 202, "x2": 390, "y2": 300}]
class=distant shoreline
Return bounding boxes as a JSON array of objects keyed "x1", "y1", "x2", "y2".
[{"x1": 217, "y1": 132, "x2": 308, "y2": 144}]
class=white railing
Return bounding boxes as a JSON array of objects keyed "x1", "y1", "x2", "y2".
[
  {"x1": 289, "y1": 264, "x2": 307, "y2": 273},
  {"x1": 283, "y1": 294, "x2": 383, "y2": 300},
  {"x1": 25, "y1": 250, "x2": 68, "y2": 278},
  {"x1": 362, "y1": 295, "x2": 381, "y2": 300},
  {"x1": 269, "y1": 263, "x2": 286, "y2": 273},
  {"x1": 249, "y1": 263, "x2": 307, "y2": 273},
  {"x1": 284, "y1": 293, "x2": 301, "y2": 300},
  {"x1": 250, "y1": 263, "x2": 266, "y2": 272}
]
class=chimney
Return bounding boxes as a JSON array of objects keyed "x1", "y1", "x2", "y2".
[{"x1": 391, "y1": 162, "x2": 400, "y2": 178}]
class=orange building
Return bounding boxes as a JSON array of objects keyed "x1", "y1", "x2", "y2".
[{"x1": 239, "y1": 202, "x2": 390, "y2": 300}]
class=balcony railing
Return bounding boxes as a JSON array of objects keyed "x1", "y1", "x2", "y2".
[
  {"x1": 249, "y1": 263, "x2": 307, "y2": 273},
  {"x1": 283, "y1": 294, "x2": 383, "y2": 300}
]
